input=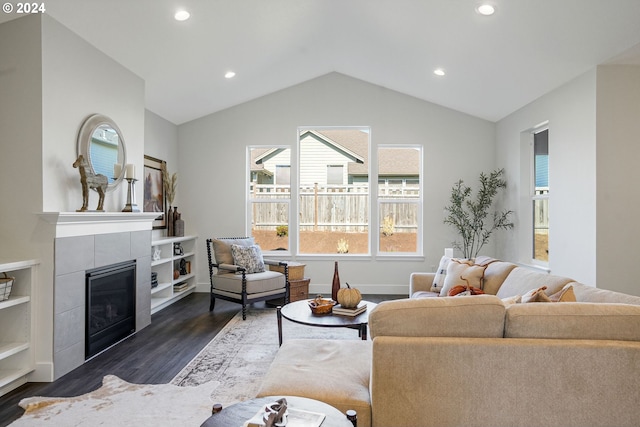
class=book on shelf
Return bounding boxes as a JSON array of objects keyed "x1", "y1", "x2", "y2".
[
  {"x1": 333, "y1": 302, "x2": 367, "y2": 316},
  {"x1": 173, "y1": 283, "x2": 189, "y2": 292}
]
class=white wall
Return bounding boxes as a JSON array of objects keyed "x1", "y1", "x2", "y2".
[
  {"x1": 0, "y1": 15, "x2": 43, "y2": 260},
  {"x1": 0, "y1": 14, "x2": 148, "y2": 380},
  {"x1": 41, "y1": 14, "x2": 145, "y2": 213},
  {"x1": 144, "y1": 109, "x2": 179, "y2": 241},
  {"x1": 595, "y1": 65, "x2": 640, "y2": 295},
  {"x1": 495, "y1": 70, "x2": 597, "y2": 285},
  {"x1": 178, "y1": 72, "x2": 495, "y2": 294}
]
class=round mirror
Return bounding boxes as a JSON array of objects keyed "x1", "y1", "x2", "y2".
[{"x1": 77, "y1": 114, "x2": 127, "y2": 191}]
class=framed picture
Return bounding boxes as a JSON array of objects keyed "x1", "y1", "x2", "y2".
[{"x1": 143, "y1": 155, "x2": 167, "y2": 229}]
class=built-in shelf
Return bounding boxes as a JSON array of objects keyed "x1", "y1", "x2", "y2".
[
  {"x1": 150, "y1": 236, "x2": 197, "y2": 314},
  {"x1": 0, "y1": 259, "x2": 38, "y2": 397}
]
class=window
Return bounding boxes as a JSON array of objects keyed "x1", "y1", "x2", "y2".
[
  {"x1": 532, "y1": 129, "x2": 549, "y2": 262},
  {"x1": 377, "y1": 146, "x2": 422, "y2": 254},
  {"x1": 298, "y1": 128, "x2": 369, "y2": 255},
  {"x1": 248, "y1": 130, "x2": 422, "y2": 257},
  {"x1": 327, "y1": 165, "x2": 344, "y2": 185},
  {"x1": 90, "y1": 128, "x2": 119, "y2": 184},
  {"x1": 276, "y1": 165, "x2": 290, "y2": 185},
  {"x1": 249, "y1": 147, "x2": 291, "y2": 252}
]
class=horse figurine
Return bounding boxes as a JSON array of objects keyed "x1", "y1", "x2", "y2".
[{"x1": 73, "y1": 154, "x2": 108, "y2": 211}]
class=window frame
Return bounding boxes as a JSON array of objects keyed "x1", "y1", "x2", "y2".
[
  {"x1": 531, "y1": 127, "x2": 549, "y2": 267},
  {"x1": 247, "y1": 132, "x2": 424, "y2": 260},
  {"x1": 247, "y1": 145, "x2": 292, "y2": 256},
  {"x1": 375, "y1": 144, "x2": 423, "y2": 257},
  {"x1": 297, "y1": 126, "x2": 371, "y2": 258}
]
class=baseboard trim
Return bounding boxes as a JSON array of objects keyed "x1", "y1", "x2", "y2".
[
  {"x1": 194, "y1": 282, "x2": 409, "y2": 296},
  {"x1": 310, "y1": 283, "x2": 408, "y2": 295},
  {"x1": 29, "y1": 362, "x2": 54, "y2": 382}
]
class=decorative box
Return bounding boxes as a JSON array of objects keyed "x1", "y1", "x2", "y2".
[{"x1": 270, "y1": 262, "x2": 306, "y2": 280}]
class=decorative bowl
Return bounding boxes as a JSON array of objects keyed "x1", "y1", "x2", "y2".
[{"x1": 308, "y1": 296, "x2": 337, "y2": 315}]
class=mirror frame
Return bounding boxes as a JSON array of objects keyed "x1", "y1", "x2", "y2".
[{"x1": 77, "y1": 113, "x2": 127, "y2": 192}]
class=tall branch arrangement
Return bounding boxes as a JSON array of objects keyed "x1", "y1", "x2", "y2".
[
  {"x1": 443, "y1": 168, "x2": 514, "y2": 259},
  {"x1": 162, "y1": 163, "x2": 177, "y2": 206}
]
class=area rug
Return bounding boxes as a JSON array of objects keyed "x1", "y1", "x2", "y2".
[
  {"x1": 9, "y1": 306, "x2": 359, "y2": 426},
  {"x1": 170, "y1": 305, "x2": 359, "y2": 406},
  {"x1": 9, "y1": 375, "x2": 218, "y2": 426}
]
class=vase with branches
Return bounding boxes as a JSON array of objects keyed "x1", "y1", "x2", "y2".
[
  {"x1": 162, "y1": 163, "x2": 178, "y2": 235},
  {"x1": 162, "y1": 163, "x2": 177, "y2": 207},
  {"x1": 443, "y1": 168, "x2": 514, "y2": 259}
]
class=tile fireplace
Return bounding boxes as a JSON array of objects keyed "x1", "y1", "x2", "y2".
[{"x1": 40, "y1": 212, "x2": 158, "y2": 380}]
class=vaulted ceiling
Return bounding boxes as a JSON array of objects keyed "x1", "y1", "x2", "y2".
[{"x1": 3, "y1": 0, "x2": 640, "y2": 125}]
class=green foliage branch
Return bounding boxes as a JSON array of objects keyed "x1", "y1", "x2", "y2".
[{"x1": 443, "y1": 168, "x2": 514, "y2": 259}]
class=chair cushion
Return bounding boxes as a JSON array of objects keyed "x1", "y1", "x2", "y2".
[
  {"x1": 212, "y1": 237, "x2": 254, "y2": 265},
  {"x1": 213, "y1": 270, "x2": 285, "y2": 294}
]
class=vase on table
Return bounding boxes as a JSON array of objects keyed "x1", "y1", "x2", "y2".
[{"x1": 331, "y1": 261, "x2": 340, "y2": 301}]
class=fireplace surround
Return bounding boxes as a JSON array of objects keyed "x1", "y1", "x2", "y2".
[{"x1": 42, "y1": 212, "x2": 158, "y2": 380}]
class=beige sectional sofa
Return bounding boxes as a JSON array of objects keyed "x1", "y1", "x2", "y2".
[{"x1": 257, "y1": 260, "x2": 640, "y2": 427}]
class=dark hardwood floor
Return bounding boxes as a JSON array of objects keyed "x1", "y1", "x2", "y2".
[{"x1": 0, "y1": 292, "x2": 401, "y2": 426}]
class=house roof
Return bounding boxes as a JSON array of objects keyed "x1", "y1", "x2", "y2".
[
  {"x1": 250, "y1": 129, "x2": 419, "y2": 176},
  {"x1": 4, "y1": 1, "x2": 640, "y2": 125}
]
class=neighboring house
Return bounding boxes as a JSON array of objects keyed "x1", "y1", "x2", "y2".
[{"x1": 251, "y1": 129, "x2": 419, "y2": 189}]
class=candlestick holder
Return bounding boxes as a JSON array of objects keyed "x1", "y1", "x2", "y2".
[{"x1": 122, "y1": 178, "x2": 140, "y2": 212}]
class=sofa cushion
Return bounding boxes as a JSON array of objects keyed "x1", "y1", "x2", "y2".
[
  {"x1": 230, "y1": 244, "x2": 265, "y2": 273},
  {"x1": 369, "y1": 295, "x2": 506, "y2": 339},
  {"x1": 430, "y1": 256, "x2": 451, "y2": 293},
  {"x1": 440, "y1": 260, "x2": 486, "y2": 296},
  {"x1": 257, "y1": 339, "x2": 372, "y2": 427},
  {"x1": 482, "y1": 261, "x2": 518, "y2": 295},
  {"x1": 570, "y1": 282, "x2": 640, "y2": 305},
  {"x1": 505, "y1": 302, "x2": 640, "y2": 341},
  {"x1": 495, "y1": 267, "x2": 572, "y2": 299}
]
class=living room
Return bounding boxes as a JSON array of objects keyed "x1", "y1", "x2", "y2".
[{"x1": 1, "y1": 1, "x2": 640, "y2": 425}]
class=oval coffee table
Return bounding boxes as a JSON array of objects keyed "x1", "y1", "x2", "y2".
[
  {"x1": 277, "y1": 299, "x2": 377, "y2": 346},
  {"x1": 200, "y1": 396, "x2": 355, "y2": 427}
]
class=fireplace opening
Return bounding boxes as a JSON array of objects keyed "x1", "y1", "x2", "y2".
[{"x1": 85, "y1": 260, "x2": 136, "y2": 359}]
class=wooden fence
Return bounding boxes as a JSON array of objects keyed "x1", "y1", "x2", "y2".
[{"x1": 251, "y1": 183, "x2": 419, "y2": 233}]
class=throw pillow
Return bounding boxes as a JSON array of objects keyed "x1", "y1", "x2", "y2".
[
  {"x1": 439, "y1": 259, "x2": 487, "y2": 297},
  {"x1": 501, "y1": 295, "x2": 522, "y2": 306},
  {"x1": 430, "y1": 256, "x2": 451, "y2": 293},
  {"x1": 230, "y1": 244, "x2": 265, "y2": 274},
  {"x1": 549, "y1": 284, "x2": 576, "y2": 302},
  {"x1": 521, "y1": 286, "x2": 551, "y2": 303}
]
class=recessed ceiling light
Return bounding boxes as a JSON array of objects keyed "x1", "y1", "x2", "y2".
[
  {"x1": 174, "y1": 10, "x2": 190, "y2": 21},
  {"x1": 225, "y1": 71, "x2": 236, "y2": 79},
  {"x1": 433, "y1": 68, "x2": 446, "y2": 77},
  {"x1": 476, "y1": 4, "x2": 496, "y2": 16}
]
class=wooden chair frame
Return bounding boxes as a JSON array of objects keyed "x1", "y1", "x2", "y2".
[{"x1": 206, "y1": 238, "x2": 290, "y2": 320}]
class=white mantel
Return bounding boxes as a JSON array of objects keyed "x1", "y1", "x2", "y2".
[{"x1": 39, "y1": 212, "x2": 159, "y2": 238}]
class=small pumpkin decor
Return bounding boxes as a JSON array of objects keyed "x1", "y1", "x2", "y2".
[{"x1": 337, "y1": 282, "x2": 362, "y2": 308}]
